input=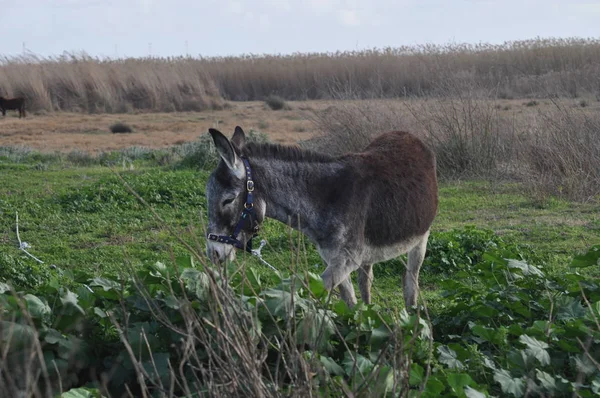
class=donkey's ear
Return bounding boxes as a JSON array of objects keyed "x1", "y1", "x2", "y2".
[
  {"x1": 209, "y1": 128, "x2": 244, "y2": 178},
  {"x1": 231, "y1": 126, "x2": 246, "y2": 148}
]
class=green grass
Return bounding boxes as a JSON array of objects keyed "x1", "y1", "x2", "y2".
[
  {"x1": 1, "y1": 163, "x2": 597, "y2": 306},
  {"x1": 434, "y1": 180, "x2": 599, "y2": 269}
]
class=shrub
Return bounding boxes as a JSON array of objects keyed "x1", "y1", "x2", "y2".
[
  {"x1": 265, "y1": 94, "x2": 289, "y2": 110},
  {"x1": 109, "y1": 122, "x2": 133, "y2": 134},
  {"x1": 524, "y1": 100, "x2": 600, "y2": 201},
  {"x1": 176, "y1": 129, "x2": 270, "y2": 170},
  {"x1": 306, "y1": 100, "x2": 411, "y2": 156},
  {"x1": 0, "y1": 242, "x2": 598, "y2": 397},
  {"x1": 406, "y1": 79, "x2": 516, "y2": 179}
]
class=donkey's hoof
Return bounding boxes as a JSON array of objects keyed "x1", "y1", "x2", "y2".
[{"x1": 321, "y1": 268, "x2": 336, "y2": 291}]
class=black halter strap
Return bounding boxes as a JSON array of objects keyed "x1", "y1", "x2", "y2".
[{"x1": 207, "y1": 158, "x2": 260, "y2": 253}]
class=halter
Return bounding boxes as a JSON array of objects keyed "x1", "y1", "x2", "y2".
[{"x1": 207, "y1": 158, "x2": 260, "y2": 253}]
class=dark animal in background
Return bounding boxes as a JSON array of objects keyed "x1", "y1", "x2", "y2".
[
  {"x1": 205, "y1": 126, "x2": 439, "y2": 309},
  {"x1": 0, "y1": 96, "x2": 26, "y2": 118}
]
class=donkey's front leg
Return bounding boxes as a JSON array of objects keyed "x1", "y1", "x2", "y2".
[
  {"x1": 321, "y1": 252, "x2": 360, "y2": 307},
  {"x1": 337, "y1": 277, "x2": 357, "y2": 307}
]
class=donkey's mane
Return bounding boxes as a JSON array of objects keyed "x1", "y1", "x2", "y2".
[{"x1": 243, "y1": 141, "x2": 336, "y2": 163}]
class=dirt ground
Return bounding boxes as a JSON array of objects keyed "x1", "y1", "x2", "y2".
[
  {"x1": 1, "y1": 97, "x2": 595, "y2": 153},
  {"x1": 0, "y1": 101, "x2": 328, "y2": 153}
]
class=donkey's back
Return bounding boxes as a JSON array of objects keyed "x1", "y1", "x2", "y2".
[{"x1": 343, "y1": 131, "x2": 438, "y2": 247}]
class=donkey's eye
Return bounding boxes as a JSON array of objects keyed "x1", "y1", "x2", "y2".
[{"x1": 221, "y1": 197, "x2": 235, "y2": 207}]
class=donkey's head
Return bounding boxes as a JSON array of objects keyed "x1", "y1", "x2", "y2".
[{"x1": 205, "y1": 126, "x2": 264, "y2": 264}]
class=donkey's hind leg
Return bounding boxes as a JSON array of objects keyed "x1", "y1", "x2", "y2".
[
  {"x1": 358, "y1": 263, "x2": 374, "y2": 304},
  {"x1": 404, "y1": 231, "x2": 430, "y2": 309}
]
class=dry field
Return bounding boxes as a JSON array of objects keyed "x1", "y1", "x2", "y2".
[
  {"x1": 2, "y1": 97, "x2": 596, "y2": 153},
  {"x1": 0, "y1": 101, "x2": 319, "y2": 153}
]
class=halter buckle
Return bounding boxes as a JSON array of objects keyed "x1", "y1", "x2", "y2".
[{"x1": 246, "y1": 180, "x2": 254, "y2": 192}]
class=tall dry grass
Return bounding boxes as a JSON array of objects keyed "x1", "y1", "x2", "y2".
[
  {"x1": 525, "y1": 99, "x2": 600, "y2": 201},
  {"x1": 2, "y1": 37, "x2": 600, "y2": 113},
  {"x1": 0, "y1": 53, "x2": 222, "y2": 113},
  {"x1": 201, "y1": 37, "x2": 600, "y2": 100},
  {"x1": 308, "y1": 90, "x2": 600, "y2": 201}
]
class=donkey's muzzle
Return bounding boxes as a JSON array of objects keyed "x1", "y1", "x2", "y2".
[{"x1": 206, "y1": 240, "x2": 235, "y2": 264}]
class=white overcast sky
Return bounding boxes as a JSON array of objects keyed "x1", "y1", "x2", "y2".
[{"x1": 1, "y1": 0, "x2": 599, "y2": 58}]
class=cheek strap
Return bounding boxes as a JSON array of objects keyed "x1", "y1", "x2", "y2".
[{"x1": 207, "y1": 157, "x2": 260, "y2": 254}]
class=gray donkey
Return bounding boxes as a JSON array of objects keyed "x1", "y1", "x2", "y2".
[{"x1": 205, "y1": 126, "x2": 438, "y2": 308}]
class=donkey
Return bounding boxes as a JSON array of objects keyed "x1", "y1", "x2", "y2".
[
  {"x1": 205, "y1": 126, "x2": 438, "y2": 308},
  {"x1": 0, "y1": 96, "x2": 26, "y2": 118}
]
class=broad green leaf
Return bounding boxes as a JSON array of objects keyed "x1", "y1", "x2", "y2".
[
  {"x1": 556, "y1": 296, "x2": 586, "y2": 321},
  {"x1": 409, "y1": 363, "x2": 424, "y2": 385},
  {"x1": 471, "y1": 324, "x2": 506, "y2": 346},
  {"x1": 93, "y1": 307, "x2": 107, "y2": 318},
  {"x1": 76, "y1": 285, "x2": 97, "y2": 310},
  {"x1": 296, "y1": 308, "x2": 335, "y2": 351},
  {"x1": 465, "y1": 386, "x2": 487, "y2": 398},
  {"x1": 60, "y1": 290, "x2": 85, "y2": 315},
  {"x1": 56, "y1": 335, "x2": 77, "y2": 359},
  {"x1": 592, "y1": 377, "x2": 600, "y2": 395},
  {"x1": 447, "y1": 373, "x2": 475, "y2": 395},
  {"x1": 571, "y1": 245, "x2": 600, "y2": 268},
  {"x1": 61, "y1": 387, "x2": 105, "y2": 397},
  {"x1": 319, "y1": 355, "x2": 344, "y2": 376},
  {"x1": 536, "y1": 370, "x2": 557, "y2": 392},
  {"x1": 333, "y1": 300, "x2": 352, "y2": 318},
  {"x1": 438, "y1": 345, "x2": 465, "y2": 370},
  {"x1": 494, "y1": 369, "x2": 525, "y2": 397},
  {"x1": 262, "y1": 288, "x2": 300, "y2": 319},
  {"x1": 575, "y1": 356, "x2": 597, "y2": 375},
  {"x1": 142, "y1": 352, "x2": 171, "y2": 385},
  {"x1": 369, "y1": 324, "x2": 392, "y2": 349},
  {"x1": 163, "y1": 295, "x2": 180, "y2": 310},
  {"x1": 24, "y1": 293, "x2": 50, "y2": 319},
  {"x1": 307, "y1": 272, "x2": 325, "y2": 298},
  {"x1": 243, "y1": 268, "x2": 262, "y2": 295},
  {"x1": 422, "y1": 376, "x2": 445, "y2": 397},
  {"x1": 90, "y1": 277, "x2": 120, "y2": 291},
  {"x1": 482, "y1": 252, "x2": 508, "y2": 266},
  {"x1": 342, "y1": 353, "x2": 373, "y2": 376},
  {"x1": 507, "y1": 259, "x2": 544, "y2": 277},
  {"x1": 418, "y1": 316, "x2": 432, "y2": 339},
  {"x1": 175, "y1": 256, "x2": 195, "y2": 270},
  {"x1": 519, "y1": 334, "x2": 550, "y2": 366},
  {"x1": 44, "y1": 328, "x2": 63, "y2": 344},
  {"x1": 181, "y1": 268, "x2": 210, "y2": 299},
  {"x1": 0, "y1": 321, "x2": 36, "y2": 350},
  {"x1": 50, "y1": 357, "x2": 69, "y2": 378},
  {"x1": 372, "y1": 365, "x2": 395, "y2": 396},
  {"x1": 0, "y1": 282, "x2": 11, "y2": 294}
]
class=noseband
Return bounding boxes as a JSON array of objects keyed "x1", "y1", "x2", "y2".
[{"x1": 207, "y1": 158, "x2": 260, "y2": 253}]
